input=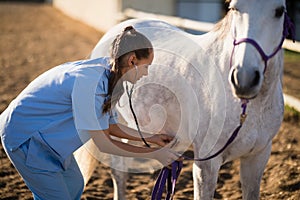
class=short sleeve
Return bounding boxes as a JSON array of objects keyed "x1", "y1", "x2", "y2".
[
  {"x1": 109, "y1": 109, "x2": 118, "y2": 124},
  {"x1": 94, "y1": 93, "x2": 110, "y2": 130},
  {"x1": 72, "y1": 67, "x2": 109, "y2": 131},
  {"x1": 94, "y1": 81, "x2": 118, "y2": 128}
]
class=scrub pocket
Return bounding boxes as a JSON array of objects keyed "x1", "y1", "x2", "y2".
[{"x1": 22, "y1": 132, "x2": 66, "y2": 172}]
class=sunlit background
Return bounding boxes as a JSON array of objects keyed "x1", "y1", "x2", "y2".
[{"x1": 0, "y1": 1, "x2": 299, "y2": 200}]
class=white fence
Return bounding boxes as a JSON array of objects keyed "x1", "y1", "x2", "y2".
[{"x1": 122, "y1": 8, "x2": 300, "y2": 53}]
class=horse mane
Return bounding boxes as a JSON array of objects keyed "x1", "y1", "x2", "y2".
[{"x1": 212, "y1": 10, "x2": 232, "y2": 39}]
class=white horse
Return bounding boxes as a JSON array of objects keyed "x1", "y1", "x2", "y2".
[{"x1": 77, "y1": 0, "x2": 294, "y2": 199}]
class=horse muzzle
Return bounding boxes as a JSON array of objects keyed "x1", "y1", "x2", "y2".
[{"x1": 230, "y1": 66, "x2": 262, "y2": 99}]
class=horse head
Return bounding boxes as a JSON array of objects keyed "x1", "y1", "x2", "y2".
[{"x1": 227, "y1": 0, "x2": 292, "y2": 99}]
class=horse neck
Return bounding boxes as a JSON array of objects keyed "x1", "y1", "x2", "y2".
[{"x1": 196, "y1": 31, "x2": 233, "y2": 85}]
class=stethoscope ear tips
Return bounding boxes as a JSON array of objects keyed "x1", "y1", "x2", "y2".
[{"x1": 131, "y1": 61, "x2": 137, "y2": 69}]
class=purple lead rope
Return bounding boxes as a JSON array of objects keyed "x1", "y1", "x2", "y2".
[{"x1": 151, "y1": 161, "x2": 183, "y2": 200}]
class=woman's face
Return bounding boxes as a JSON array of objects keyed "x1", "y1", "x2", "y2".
[{"x1": 123, "y1": 51, "x2": 154, "y2": 84}]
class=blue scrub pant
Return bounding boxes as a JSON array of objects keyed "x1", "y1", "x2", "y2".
[{"x1": 2, "y1": 139, "x2": 84, "y2": 200}]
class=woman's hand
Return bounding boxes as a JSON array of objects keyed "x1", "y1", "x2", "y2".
[
  {"x1": 149, "y1": 147, "x2": 181, "y2": 166},
  {"x1": 147, "y1": 134, "x2": 174, "y2": 147}
]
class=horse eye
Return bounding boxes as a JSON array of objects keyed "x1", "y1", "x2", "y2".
[
  {"x1": 275, "y1": 6, "x2": 285, "y2": 18},
  {"x1": 230, "y1": 7, "x2": 239, "y2": 12}
]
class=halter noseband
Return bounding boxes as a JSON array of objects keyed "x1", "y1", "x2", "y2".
[{"x1": 231, "y1": 13, "x2": 295, "y2": 73}]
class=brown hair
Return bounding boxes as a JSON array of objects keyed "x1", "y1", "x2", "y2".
[{"x1": 102, "y1": 26, "x2": 153, "y2": 113}]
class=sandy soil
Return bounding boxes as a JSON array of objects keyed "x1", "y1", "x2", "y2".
[{"x1": 0, "y1": 3, "x2": 299, "y2": 200}]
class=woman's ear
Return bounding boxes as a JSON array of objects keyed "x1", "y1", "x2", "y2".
[{"x1": 128, "y1": 53, "x2": 137, "y2": 67}]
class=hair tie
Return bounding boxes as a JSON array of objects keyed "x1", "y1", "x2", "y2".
[{"x1": 123, "y1": 25, "x2": 135, "y2": 32}]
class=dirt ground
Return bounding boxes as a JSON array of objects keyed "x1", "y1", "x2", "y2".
[{"x1": 0, "y1": 3, "x2": 299, "y2": 200}]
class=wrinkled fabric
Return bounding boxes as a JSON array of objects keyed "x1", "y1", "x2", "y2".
[{"x1": 0, "y1": 57, "x2": 118, "y2": 171}]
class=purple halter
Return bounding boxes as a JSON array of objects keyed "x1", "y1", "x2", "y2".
[{"x1": 230, "y1": 12, "x2": 295, "y2": 73}]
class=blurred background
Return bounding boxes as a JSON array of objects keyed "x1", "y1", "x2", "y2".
[
  {"x1": 0, "y1": 0, "x2": 299, "y2": 200},
  {"x1": 5, "y1": 0, "x2": 299, "y2": 39}
]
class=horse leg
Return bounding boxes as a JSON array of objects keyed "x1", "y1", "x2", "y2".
[
  {"x1": 193, "y1": 158, "x2": 222, "y2": 200},
  {"x1": 110, "y1": 156, "x2": 128, "y2": 200},
  {"x1": 111, "y1": 168, "x2": 128, "y2": 200},
  {"x1": 240, "y1": 142, "x2": 272, "y2": 200}
]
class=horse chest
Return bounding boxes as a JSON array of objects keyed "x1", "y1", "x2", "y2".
[{"x1": 223, "y1": 105, "x2": 283, "y2": 162}]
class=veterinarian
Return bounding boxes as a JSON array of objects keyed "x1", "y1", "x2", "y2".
[{"x1": 0, "y1": 26, "x2": 178, "y2": 200}]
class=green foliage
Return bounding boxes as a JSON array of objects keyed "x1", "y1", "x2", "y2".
[
  {"x1": 284, "y1": 105, "x2": 300, "y2": 124},
  {"x1": 284, "y1": 50, "x2": 300, "y2": 62}
]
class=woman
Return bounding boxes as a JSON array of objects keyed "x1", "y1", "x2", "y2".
[{"x1": 0, "y1": 26, "x2": 178, "y2": 200}]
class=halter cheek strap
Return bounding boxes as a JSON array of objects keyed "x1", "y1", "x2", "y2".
[{"x1": 231, "y1": 12, "x2": 295, "y2": 73}]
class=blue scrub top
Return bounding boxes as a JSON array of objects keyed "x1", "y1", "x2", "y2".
[{"x1": 0, "y1": 57, "x2": 118, "y2": 171}]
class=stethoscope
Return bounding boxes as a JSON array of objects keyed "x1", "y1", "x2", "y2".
[{"x1": 125, "y1": 63, "x2": 152, "y2": 147}]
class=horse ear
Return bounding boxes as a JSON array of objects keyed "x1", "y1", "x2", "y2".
[{"x1": 284, "y1": 13, "x2": 296, "y2": 42}]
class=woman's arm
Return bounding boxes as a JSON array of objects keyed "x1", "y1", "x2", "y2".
[
  {"x1": 108, "y1": 123, "x2": 174, "y2": 146},
  {"x1": 108, "y1": 123, "x2": 151, "y2": 141},
  {"x1": 88, "y1": 129, "x2": 178, "y2": 166}
]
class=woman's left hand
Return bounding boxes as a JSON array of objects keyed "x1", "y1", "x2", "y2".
[{"x1": 147, "y1": 134, "x2": 174, "y2": 147}]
